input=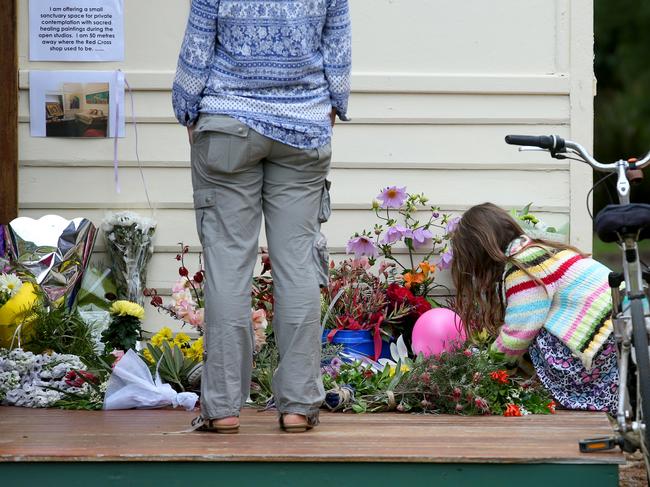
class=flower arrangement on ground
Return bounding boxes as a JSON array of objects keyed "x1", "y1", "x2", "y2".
[
  {"x1": 141, "y1": 326, "x2": 203, "y2": 391},
  {"x1": 0, "y1": 348, "x2": 106, "y2": 409},
  {"x1": 0, "y1": 272, "x2": 39, "y2": 348},
  {"x1": 321, "y1": 258, "x2": 415, "y2": 359},
  {"x1": 102, "y1": 211, "x2": 156, "y2": 304},
  {"x1": 101, "y1": 300, "x2": 145, "y2": 352},
  {"x1": 145, "y1": 243, "x2": 205, "y2": 332},
  {"x1": 321, "y1": 336, "x2": 554, "y2": 416},
  {"x1": 346, "y1": 186, "x2": 455, "y2": 297}
]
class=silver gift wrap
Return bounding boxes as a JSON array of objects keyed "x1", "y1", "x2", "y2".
[{"x1": 6, "y1": 215, "x2": 97, "y2": 307}]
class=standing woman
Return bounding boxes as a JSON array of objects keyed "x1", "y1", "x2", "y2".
[{"x1": 172, "y1": 0, "x2": 351, "y2": 433}]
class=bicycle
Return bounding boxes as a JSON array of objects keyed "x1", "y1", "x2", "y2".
[{"x1": 504, "y1": 134, "x2": 650, "y2": 472}]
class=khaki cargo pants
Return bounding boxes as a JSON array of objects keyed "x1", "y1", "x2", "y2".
[{"x1": 190, "y1": 114, "x2": 329, "y2": 421}]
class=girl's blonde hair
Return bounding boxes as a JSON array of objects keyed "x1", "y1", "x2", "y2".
[{"x1": 450, "y1": 203, "x2": 586, "y2": 336}]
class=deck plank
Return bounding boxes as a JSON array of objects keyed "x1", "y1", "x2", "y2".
[{"x1": 0, "y1": 407, "x2": 623, "y2": 464}]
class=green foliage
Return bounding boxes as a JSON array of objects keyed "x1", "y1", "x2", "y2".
[
  {"x1": 29, "y1": 306, "x2": 97, "y2": 361},
  {"x1": 101, "y1": 315, "x2": 141, "y2": 352},
  {"x1": 142, "y1": 341, "x2": 199, "y2": 392},
  {"x1": 594, "y1": 0, "x2": 650, "y2": 211},
  {"x1": 250, "y1": 335, "x2": 279, "y2": 406}
]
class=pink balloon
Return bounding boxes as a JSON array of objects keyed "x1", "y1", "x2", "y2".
[{"x1": 412, "y1": 308, "x2": 467, "y2": 357}]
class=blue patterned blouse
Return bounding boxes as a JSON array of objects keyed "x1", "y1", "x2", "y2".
[{"x1": 172, "y1": 0, "x2": 351, "y2": 149}]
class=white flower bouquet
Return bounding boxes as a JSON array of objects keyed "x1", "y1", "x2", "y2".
[{"x1": 102, "y1": 212, "x2": 156, "y2": 305}]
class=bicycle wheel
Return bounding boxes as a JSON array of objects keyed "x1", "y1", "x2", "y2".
[{"x1": 631, "y1": 298, "x2": 650, "y2": 471}]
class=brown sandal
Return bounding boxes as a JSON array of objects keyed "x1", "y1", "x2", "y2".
[
  {"x1": 191, "y1": 415, "x2": 240, "y2": 434},
  {"x1": 279, "y1": 413, "x2": 317, "y2": 433}
]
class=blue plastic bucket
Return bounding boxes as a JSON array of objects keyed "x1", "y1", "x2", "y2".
[{"x1": 322, "y1": 329, "x2": 391, "y2": 359}]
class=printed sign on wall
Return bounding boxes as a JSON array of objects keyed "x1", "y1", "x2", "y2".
[{"x1": 29, "y1": 0, "x2": 124, "y2": 61}]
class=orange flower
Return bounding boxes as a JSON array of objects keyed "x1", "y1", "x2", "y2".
[
  {"x1": 547, "y1": 400, "x2": 557, "y2": 414},
  {"x1": 504, "y1": 404, "x2": 522, "y2": 417},
  {"x1": 403, "y1": 272, "x2": 425, "y2": 289},
  {"x1": 418, "y1": 261, "x2": 435, "y2": 276},
  {"x1": 489, "y1": 370, "x2": 509, "y2": 384}
]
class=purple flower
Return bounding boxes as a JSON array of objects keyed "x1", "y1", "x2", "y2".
[
  {"x1": 376, "y1": 186, "x2": 407, "y2": 209},
  {"x1": 445, "y1": 216, "x2": 461, "y2": 234},
  {"x1": 381, "y1": 225, "x2": 412, "y2": 244},
  {"x1": 411, "y1": 227, "x2": 434, "y2": 249},
  {"x1": 346, "y1": 235, "x2": 378, "y2": 258},
  {"x1": 438, "y1": 248, "x2": 454, "y2": 270}
]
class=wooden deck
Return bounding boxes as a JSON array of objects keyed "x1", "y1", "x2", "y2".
[{"x1": 0, "y1": 407, "x2": 624, "y2": 486}]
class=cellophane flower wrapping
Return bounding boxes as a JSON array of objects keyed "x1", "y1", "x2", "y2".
[
  {"x1": 103, "y1": 349, "x2": 197, "y2": 410},
  {"x1": 102, "y1": 212, "x2": 156, "y2": 305},
  {"x1": 0, "y1": 348, "x2": 90, "y2": 408}
]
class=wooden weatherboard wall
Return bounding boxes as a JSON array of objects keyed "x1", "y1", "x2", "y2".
[
  {"x1": 1, "y1": 0, "x2": 18, "y2": 224},
  {"x1": 17, "y1": 0, "x2": 595, "y2": 333}
]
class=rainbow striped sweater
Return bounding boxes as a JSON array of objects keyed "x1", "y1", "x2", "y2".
[{"x1": 493, "y1": 236, "x2": 613, "y2": 370}]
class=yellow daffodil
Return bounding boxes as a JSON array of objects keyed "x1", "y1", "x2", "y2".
[{"x1": 109, "y1": 300, "x2": 145, "y2": 320}]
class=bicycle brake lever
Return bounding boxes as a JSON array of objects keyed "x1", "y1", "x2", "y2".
[{"x1": 518, "y1": 147, "x2": 549, "y2": 152}]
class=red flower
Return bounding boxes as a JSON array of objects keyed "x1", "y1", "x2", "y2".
[
  {"x1": 547, "y1": 400, "x2": 557, "y2": 414},
  {"x1": 363, "y1": 369, "x2": 374, "y2": 379},
  {"x1": 386, "y1": 283, "x2": 414, "y2": 304},
  {"x1": 452, "y1": 387, "x2": 462, "y2": 402},
  {"x1": 474, "y1": 397, "x2": 490, "y2": 412},
  {"x1": 150, "y1": 295, "x2": 163, "y2": 307},
  {"x1": 193, "y1": 271, "x2": 204, "y2": 283},
  {"x1": 463, "y1": 349, "x2": 473, "y2": 357},
  {"x1": 179, "y1": 266, "x2": 189, "y2": 277},
  {"x1": 77, "y1": 370, "x2": 98, "y2": 384},
  {"x1": 490, "y1": 370, "x2": 509, "y2": 384},
  {"x1": 409, "y1": 296, "x2": 432, "y2": 316},
  {"x1": 504, "y1": 404, "x2": 522, "y2": 417}
]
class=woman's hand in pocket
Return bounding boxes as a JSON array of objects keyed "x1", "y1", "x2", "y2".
[{"x1": 187, "y1": 125, "x2": 195, "y2": 145}]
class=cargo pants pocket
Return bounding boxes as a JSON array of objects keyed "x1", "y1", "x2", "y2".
[
  {"x1": 318, "y1": 179, "x2": 332, "y2": 223},
  {"x1": 313, "y1": 232, "x2": 330, "y2": 288},
  {"x1": 193, "y1": 188, "x2": 218, "y2": 248}
]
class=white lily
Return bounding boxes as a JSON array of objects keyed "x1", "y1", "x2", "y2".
[{"x1": 377, "y1": 335, "x2": 412, "y2": 375}]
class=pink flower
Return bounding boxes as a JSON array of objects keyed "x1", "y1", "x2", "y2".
[
  {"x1": 437, "y1": 249, "x2": 454, "y2": 270},
  {"x1": 185, "y1": 308, "x2": 204, "y2": 328},
  {"x1": 251, "y1": 309, "x2": 268, "y2": 353},
  {"x1": 351, "y1": 256, "x2": 371, "y2": 270},
  {"x1": 445, "y1": 216, "x2": 461, "y2": 234},
  {"x1": 346, "y1": 235, "x2": 378, "y2": 258},
  {"x1": 411, "y1": 227, "x2": 433, "y2": 250},
  {"x1": 381, "y1": 225, "x2": 412, "y2": 244},
  {"x1": 111, "y1": 350, "x2": 125, "y2": 369},
  {"x1": 377, "y1": 186, "x2": 407, "y2": 208}
]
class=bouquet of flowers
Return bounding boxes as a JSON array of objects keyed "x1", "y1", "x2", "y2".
[
  {"x1": 321, "y1": 258, "x2": 414, "y2": 359},
  {"x1": 145, "y1": 244, "x2": 205, "y2": 333},
  {"x1": 141, "y1": 326, "x2": 203, "y2": 391},
  {"x1": 0, "y1": 273, "x2": 39, "y2": 348},
  {"x1": 321, "y1": 338, "x2": 555, "y2": 416},
  {"x1": 102, "y1": 212, "x2": 156, "y2": 305},
  {"x1": 101, "y1": 300, "x2": 145, "y2": 352},
  {"x1": 0, "y1": 347, "x2": 101, "y2": 408},
  {"x1": 346, "y1": 186, "x2": 455, "y2": 297}
]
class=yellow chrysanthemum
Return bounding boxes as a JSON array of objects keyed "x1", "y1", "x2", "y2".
[
  {"x1": 109, "y1": 300, "x2": 145, "y2": 320},
  {"x1": 150, "y1": 333, "x2": 166, "y2": 347},
  {"x1": 174, "y1": 332, "x2": 191, "y2": 345},
  {"x1": 143, "y1": 348, "x2": 154, "y2": 364},
  {"x1": 158, "y1": 326, "x2": 173, "y2": 340},
  {"x1": 185, "y1": 337, "x2": 204, "y2": 361}
]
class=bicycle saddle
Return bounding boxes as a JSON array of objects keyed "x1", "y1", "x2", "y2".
[{"x1": 595, "y1": 203, "x2": 650, "y2": 243}]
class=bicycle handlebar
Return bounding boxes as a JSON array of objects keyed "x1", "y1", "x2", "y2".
[{"x1": 504, "y1": 134, "x2": 650, "y2": 171}]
